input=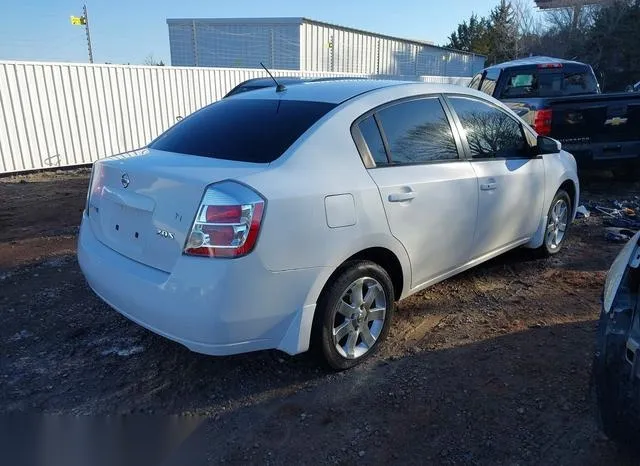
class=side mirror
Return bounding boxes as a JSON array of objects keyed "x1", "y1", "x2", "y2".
[{"x1": 537, "y1": 135, "x2": 561, "y2": 155}]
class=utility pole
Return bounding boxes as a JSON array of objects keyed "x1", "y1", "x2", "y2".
[{"x1": 83, "y1": 4, "x2": 94, "y2": 63}]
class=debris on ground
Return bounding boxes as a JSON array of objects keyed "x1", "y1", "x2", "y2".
[
  {"x1": 100, "y1": 345, "x2": 145, "y2": 357},
  {"x1": 584, "y1": 198, "x2": 640, "y2": 231},
  {"x1": 576, "y1": 205, "x2": 590, "y2": 218},
  {"x1": 8, "y1": 329, "x2": 33, "y2": 342},
  {"x1": 604, "y1": 227, "x2": 636, "y2": 242}
]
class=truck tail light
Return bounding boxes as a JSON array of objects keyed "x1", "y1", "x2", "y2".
[
  {"x1": 184, "y1": 181, "x2": 265, "y2": 258},
  {"x1": 537, "y1": 63, "x2": 563, "y2": 69},
  {"x1": 533, "y1": 108, "x2": 553, "y2": 136}
]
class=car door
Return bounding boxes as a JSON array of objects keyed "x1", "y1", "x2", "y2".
[
  {"x1": 444, "y1": 95, "x2": 545, "y2": 261},
  {"x1": 354, "y1": 96, "x2": 478, "y2": 289}
]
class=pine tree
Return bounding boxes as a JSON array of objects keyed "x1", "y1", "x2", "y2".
[
  {"x1": 487, "y1": 0, "x2": 518, "y2": 65},
  {"x1": 446, "y1": 14, "x2": 491, "y2": 56}
]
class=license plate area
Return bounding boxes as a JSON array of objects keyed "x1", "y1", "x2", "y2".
[{"x1": 100, "y1": 199, "x2": 152, "y2": 257}]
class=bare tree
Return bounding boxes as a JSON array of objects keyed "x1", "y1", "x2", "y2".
[
  {"x1": 512, "y1": 0, "x2": 543, "y2": 36},
  {"x1": 143, "y1": 54, "x2": 165, "y2": 66},
  {"x1": 511, "y1": 0, "x2": 544, "y2": 57},
  {"x1": 544, "y1": 3, "x2": 599, "y2": 32}
]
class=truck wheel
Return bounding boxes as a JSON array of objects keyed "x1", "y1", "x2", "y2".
[
  {"x1": 312, "y1": 260, "x2": 395, "y2": 370},
  {"x1": 538, "y1": 189, "x2": 571, "y2": 256},
  {"x1": 612, "y1": 163, "x2": 640, "y2": 182}
]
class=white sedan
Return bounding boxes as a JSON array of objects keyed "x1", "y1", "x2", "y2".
[{"x1": 78, "y1": 79, "x2": 579, "y2": 369}]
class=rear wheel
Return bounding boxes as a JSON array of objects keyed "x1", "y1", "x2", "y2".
[
  {"x1": 538, "y1": 189, "x2": 571, "y2": 256},
  {"x1": 313, "y1": 261, "x2": 395, "y2": 370}
]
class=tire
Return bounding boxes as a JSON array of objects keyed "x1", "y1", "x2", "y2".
[
  {"x1": 538, "y1": 189, "x2": 572, "y2": 256},
  {"x1": 312, "y1": 260, "x2": 395, "y2": 371},
  {"x1": 612, "y1": 163, "x2": 640, "y2": 182},
  {"x1": 593, "y1": 306, "x2": 640, "y2": 450}
]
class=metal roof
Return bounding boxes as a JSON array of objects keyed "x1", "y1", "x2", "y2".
[
  {"x1": 167, "y1": 17, "x2": 304, "y2": 25},
  {"x1": 166, "y1": 17, "x2": 485, "y2": 58},
  {"x1": 485, "y1": 56, "x2": 587, "y2": 69}
]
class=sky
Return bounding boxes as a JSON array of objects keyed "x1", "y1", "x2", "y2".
[{"x1": 0, "y1": 0, "x2": 530, "y2": 65}]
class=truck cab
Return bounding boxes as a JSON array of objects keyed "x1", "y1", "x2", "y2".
[
  {"x1": 469, "y1": 57, "x2": 600, "y2": 131},
  {"x1": 471, "y1": 56, "x2": 640, "y2": 179}
]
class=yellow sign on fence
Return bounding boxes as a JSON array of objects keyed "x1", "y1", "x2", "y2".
[{"x1": 70, "y1": 16, "x2": 86, "y2": 26}]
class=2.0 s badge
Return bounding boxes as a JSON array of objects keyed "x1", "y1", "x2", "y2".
[{"x1": 156, "y1": 229, "x2": 175, "y2": 240}]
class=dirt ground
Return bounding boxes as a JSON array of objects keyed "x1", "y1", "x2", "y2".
[{"x1": 1, "y1": 168, "x2": 639, "y2": 465}]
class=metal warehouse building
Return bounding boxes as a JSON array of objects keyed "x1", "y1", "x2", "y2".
[{"x1": 167, "y1": 17, "x2": 485, "y2": 76}]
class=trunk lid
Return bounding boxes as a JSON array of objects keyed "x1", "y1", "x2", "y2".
[{"x1": 87, "y1": 148, "x2": 268, "y2": 272}]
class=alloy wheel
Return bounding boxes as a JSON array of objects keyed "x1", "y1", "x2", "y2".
[
  {"x1": 332, "y1": 277, "x2": 387, "y2": 359},
  {"x1": 546, "y1": 198, "x2": 569, "y2": 250}
]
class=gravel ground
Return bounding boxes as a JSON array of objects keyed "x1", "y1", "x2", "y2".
[{"x1": 1, "y1": 168, "x2": 638, "y2": 465}]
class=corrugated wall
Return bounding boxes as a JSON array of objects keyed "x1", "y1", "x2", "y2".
[
  {"x1": 168, "y1": 20, "x2": 301, "y2": 70},
  {"x1": 300, "y1": 22, "x2": 485, "y2": 76},
  {"x1": 0, "y1": 61, "x2": 471, "y2": 174}
]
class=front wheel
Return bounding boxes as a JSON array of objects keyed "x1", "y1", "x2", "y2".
[
  {"x1": 312, "y1": 261, "x2": 395, "y2": 370},
  {"x1": 538, "y1": 189, "x2": 572, "y2": 256}
]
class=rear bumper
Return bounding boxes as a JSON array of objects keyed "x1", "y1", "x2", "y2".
[
  {"x1": 77, "y1": 213, "x2": 325, "y2": 356},
  {"x1": 563, "y1": 141, "x2": 640, "y2": 167}
]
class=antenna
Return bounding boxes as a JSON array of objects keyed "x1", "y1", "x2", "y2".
[{"x1": 260, "y1": 62, "x2": 286, "y2": 93}]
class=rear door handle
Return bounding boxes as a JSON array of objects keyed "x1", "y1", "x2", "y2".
[
  {"x1": 388, "y1": 191, "x2": 416, "y2": 202},
  {"x1": 480, "y1": 182, "x2": 497, "y2": 191}
]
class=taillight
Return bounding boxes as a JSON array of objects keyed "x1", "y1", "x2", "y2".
[
  {"x1": 533, "y1": 108, "x2": 553, "y2": 136},
  {"x1": 86, "y1": 162, "x2": 104, "y2": 216},
  {"x1": 184, "y1": 181, "x2": 266, "y2": 258}
]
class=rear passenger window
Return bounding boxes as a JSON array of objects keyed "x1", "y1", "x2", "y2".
[
  {"x1": 358, "y1": 116, "x2": 388, "y2": 165},
  {"x1": 375, "y1": 98, "x2": 458, "y2": 164}
]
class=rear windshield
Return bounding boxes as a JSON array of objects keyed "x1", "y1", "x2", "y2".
[
  {"x1": 150, "y1": 99, "x2": 337, "y2": 163},
  {"x1": 501, "y1": 69, "x2": 599, "y2": 98}
]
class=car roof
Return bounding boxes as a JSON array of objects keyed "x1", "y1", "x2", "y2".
[
  {"x1": 226, "y1": 79, "x2": 413, "y2": 104},
  {"x1": 224, "y1": 76, "x2": 373, "y2": 98},
  {"x1": 485, "y1": 56, "x2": 588, "y2": 70},
  {"x1": 234, "y1": 76, "x2": 305, "y2": 87}
]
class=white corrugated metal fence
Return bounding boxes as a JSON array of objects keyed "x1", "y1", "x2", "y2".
[{"x1": 0, "y1": 61, "x2": 471, "y2": 174}]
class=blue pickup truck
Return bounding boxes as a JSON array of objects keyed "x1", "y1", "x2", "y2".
[{"x1": 469, "y1": 56, "x2": 640, "y2": 180}]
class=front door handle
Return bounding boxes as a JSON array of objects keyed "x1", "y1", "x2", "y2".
[
  {"x1": 388, "y1": 191, "x2": 416, "y2": 202},
  {"x1": 480, "y1": 182, "x2": 497, "y2": 191}
]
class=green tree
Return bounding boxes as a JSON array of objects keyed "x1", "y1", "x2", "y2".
[
  {"x1": 581, "y1": 0, "x2": 640, "y2": 91},
  {"x1": 445, "y1": 1, "x2": 518, "y2": 65},
  {"x1": 486, "y1": 0, "x2": 518, "y2": 65},
  {"x1": 446, "y1": 14, "x2": 491, "y2": 56}
]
